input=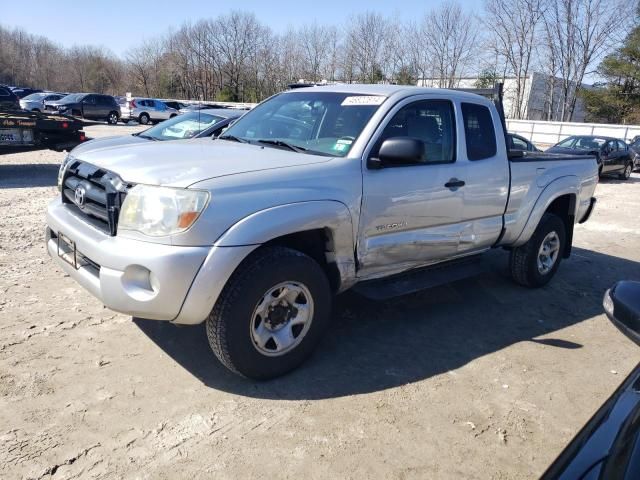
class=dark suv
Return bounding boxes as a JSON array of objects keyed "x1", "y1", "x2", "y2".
[
  {"x1": 0, "y1": 85, "x2": 20, "y2": 110},
  {"x1": 45, "y1": 93, "x2": 120, "y2": 124}
]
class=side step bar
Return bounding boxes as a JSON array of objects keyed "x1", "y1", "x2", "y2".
[{"x1": 352, "y1": 255, "x2": 487, "y2": 300}]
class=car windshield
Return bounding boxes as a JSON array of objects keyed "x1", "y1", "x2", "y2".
[
  {"x1": 141, "y1": 112, "x2": 224, "y2": 140},
  {"x1": 574, "y1": 137, "x2": 607, "y2": 149},
  {"x1": 221, "y1": 91, "x2": 386, "y2": 157},
  {"x1": 59, "y1": 93, "x2": 85, "y2": 103},
  {"x1": 22, "y1": 92, "x2": 47, "y2": 101}
]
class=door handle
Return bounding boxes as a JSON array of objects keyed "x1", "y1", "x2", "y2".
[{"x1": 444, "y1": 178, "x2": 465, "y2": 189}]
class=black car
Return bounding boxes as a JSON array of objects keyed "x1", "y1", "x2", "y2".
[
  {"x1": 628, "y1": 138, "x2": 640, "y2": 171},
  {"x1": 542, "y1": 281, "x2": 640, "y2": 480},
  {"x1": 546, "y1": 135, "x2": 634, "y2": 180},
  {"x1": 0, "y1": 85, "x2": 21, "y2": 110},
  {"x1": 10, "y1": 87, "x2": 43, "y2": 99},
  {"x1": 45, "y1": 93, "x2": 120, "y2": 125},
  {"x1": 508, "y1": 133, "x2": 541, "y2": 152},
  {"x1": 163, "y1": 101, "x2": 187, "y2": 110}
]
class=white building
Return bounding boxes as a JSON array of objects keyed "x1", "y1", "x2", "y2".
[{"x1": 417, "y1": 72, "x2": 588, "y2": 122}]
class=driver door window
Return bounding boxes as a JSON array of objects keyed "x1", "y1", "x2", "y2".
[{"x1": 370, "y1": 99, "x2": 455, "y2": 164}]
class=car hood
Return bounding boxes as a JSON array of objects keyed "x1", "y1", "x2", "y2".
[
  {"x1": 71, "y1": 134, "x2": 149, "y2": 155},
  {"x1": 71, "y1": 138, "x2": 334, "y2": 187}
]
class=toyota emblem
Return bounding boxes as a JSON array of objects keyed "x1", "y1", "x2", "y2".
[{"x1": 74, "y1": 185, "x2": 86, "y2": 207}]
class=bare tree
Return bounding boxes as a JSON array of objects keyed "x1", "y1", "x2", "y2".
[
  {"x1": 483, "y1": 0, "x2": 549, "y2": 119},
  {"x1": 544, "y1": 0, "x2": 632, "y2": 121},
  {"x1": 344, "y1": 12, "x2": 391, "y2": 83}
]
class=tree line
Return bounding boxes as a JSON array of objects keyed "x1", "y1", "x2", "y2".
[{"x1": 0, "y1": 0, "x2": 634, "y2": 121}]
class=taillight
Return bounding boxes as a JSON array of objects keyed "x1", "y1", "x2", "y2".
[
  {"x1": 129, "y1": 100, "x2": 136, "y2": 108},
  {"x1": 79, "y1": 132, "x2": 86, "y2": 142}
]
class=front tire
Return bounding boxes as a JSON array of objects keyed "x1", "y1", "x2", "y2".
[
  {"x1": 510, "y1": 213, "x2": 566, "y2": 288},
  {"x1": 206, "y1": 246, "x2": 332, "y2": 379}
]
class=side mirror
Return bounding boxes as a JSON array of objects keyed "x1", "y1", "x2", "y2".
[
  {"x1": 604, "y1": 281, "x2": 640, "y2": 345},
  {"x1": 369, "y1": 137, "x2": 425, "y2": 169}
]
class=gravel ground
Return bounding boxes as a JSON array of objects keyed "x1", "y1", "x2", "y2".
[{"x1": 1, "y1": 125, "x2": 639, "y2": 479}]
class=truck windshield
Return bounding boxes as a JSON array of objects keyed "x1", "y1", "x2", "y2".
[{"x1": 220, "y1": 91, "x2": 386, "y2": 157}]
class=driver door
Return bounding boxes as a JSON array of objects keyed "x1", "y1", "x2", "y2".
[{"x1": 356, "y1": 97, "x2": 465, "y2": 278}]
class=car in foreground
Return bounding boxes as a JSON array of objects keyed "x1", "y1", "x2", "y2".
[
  {"x1": 47, "y1": 84, "x2": 598, "y2": 379},
  {"x1": 19, "y1": 92, "x2": 67, "y2": 112},
  {"x1": 542, "y1": 280, "x2": 640, "y2": 479},
  {"x1": 546, "y1": 135, "x2": 634, "y2": 180},
  {"x1": 69, "y1": 108, "x2": 243, "y2": 153},
  {"x1": 45, "y1": 93, "x2": 120, "y2": 124},
  {"x1": 0, "y1": 85, "x2": 20, "y2": 110},
  {"x1": 508, "y1": 133, "x2": 541, "y2": 152},
  {"x1": 120, "y1": 98, "x2": 179, "y2": 125}
]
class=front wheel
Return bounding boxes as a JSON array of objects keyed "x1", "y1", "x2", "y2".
[
  {"x1": 620, "y1": 163, "x2": 632, "y2": 180},
  {"x1": 206, "y1": 246, "x2": 332, "y2": 379},
  {"x1": 510, "y1": 213, "x2": 566, "y2": 288}
]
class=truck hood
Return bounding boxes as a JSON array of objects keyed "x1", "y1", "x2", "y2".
[{"x1": 71, "y1": 138, "x2": 334, "y2": 187}]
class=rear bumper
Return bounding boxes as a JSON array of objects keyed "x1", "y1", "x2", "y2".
[
  {"x1": 46, "y1": 197, "x2": 256, "y2": 324},
  {"x1": 579, "y1": 197, "x2": 597, "y2": 224}
]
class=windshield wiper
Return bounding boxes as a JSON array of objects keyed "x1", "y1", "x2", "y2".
[
  {"x1": 257, "y1": 139, "x2": 307, "y2": 153},
  {"x1": 136, "y1": 134, "x2": 158, "y2": 141},
  {"x1": 219, "y1": 134, "x2": 247, "y2": 143}
]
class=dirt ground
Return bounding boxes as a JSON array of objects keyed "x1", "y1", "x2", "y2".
[{"x1": 1, "y1": 125, "x2": 639, "y2": 479}]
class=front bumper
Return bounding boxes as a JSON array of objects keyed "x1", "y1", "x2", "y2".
[{"x1": 46, "y1": 197, "x2": 255, "y2": 324}]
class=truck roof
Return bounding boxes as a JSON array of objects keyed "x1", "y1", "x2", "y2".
[{"x1": 284, "y1": 83, "x2": 493, "y2": 103}]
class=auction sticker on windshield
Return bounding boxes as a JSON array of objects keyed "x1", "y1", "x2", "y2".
[{"x1": 341, "y1": 96, "x2": 386, "y2": 106}]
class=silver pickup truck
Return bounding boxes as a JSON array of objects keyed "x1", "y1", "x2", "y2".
[{"x1": 46, "y1": 84, "x2": 598, "y2": 379}]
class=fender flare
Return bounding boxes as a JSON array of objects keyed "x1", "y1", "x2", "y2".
[
  {"x1": 512, "y1": 176, "x2": 579, "y2": 248},
  {"x1": 215, "y1": 200, "x2": 357, "y2": 290}
]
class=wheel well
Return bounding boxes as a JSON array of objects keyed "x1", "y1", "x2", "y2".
[
  {"x1": 546, "y1": 194, "x2": 576, "y2": 258},
  {"x1": 263, "y1": 229, "x2": 341, "y2": 291}
]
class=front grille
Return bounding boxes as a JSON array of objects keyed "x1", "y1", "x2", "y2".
[{"x1": 61, "y1": 160, "x2": 130, "y2": 236}]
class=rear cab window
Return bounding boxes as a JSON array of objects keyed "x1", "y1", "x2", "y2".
[{"x1": 461, "y1": 103, "x2": 497, "y2": 160}]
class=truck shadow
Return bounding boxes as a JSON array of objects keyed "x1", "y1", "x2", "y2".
[
  {"x1": 134, "y1": 247, "x2": 640, "y2": 400},
  {"x1": 0, "y1": 163, "x2": 59, "y2": 188}
]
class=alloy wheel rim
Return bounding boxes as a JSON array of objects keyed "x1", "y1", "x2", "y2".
[
  {"x1": 250, "y1": 281, "x2": 314, "y2": 357},
  {"x1": 537, "y1": 231, "x2": 560, "y2": 275}
]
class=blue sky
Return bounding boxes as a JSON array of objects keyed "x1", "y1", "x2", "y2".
[{"x1": 2, "y1": 0, "x2": 483, "y2": 57}]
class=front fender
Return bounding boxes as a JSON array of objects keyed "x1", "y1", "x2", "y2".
[
  {"x1": 215, "y1": 200, "x2": 357, "y2": 290},
  {"x1": 512, "y1": 176, "x2": 579, "y2": 247}
]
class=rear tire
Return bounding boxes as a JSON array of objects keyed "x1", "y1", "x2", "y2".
[
  {"x1": 620, "y1": 163, "x2": 632, "y2": 180},
  {"x1": 510, "y1": 213, "x2": 566, "y2": 288},
  {"x1": 139, "y1": 113, "x2": 150, "y2": 125},
  {"x1": 206, "y1": 246, "x2": 332, "y2": 380},
  {"x1": 107, "y1": 111, "x2": 119, "y2": 125}
]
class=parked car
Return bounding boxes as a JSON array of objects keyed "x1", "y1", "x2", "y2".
[
  {"x1": 0, "y1": 85, "x2": 20, "y2": 110},
  {"x1": 628, "y1": 137, "x2": 640, "y2": 171},
  {"x1": 546, "y1": 135, "x2": 634, "y2": 180},
  {"x1": 47, "y1": 84, "x2": 598, "y2": 379},
  {"x1": 10, "y1": 87, "x2": 43, "y2": 99},
  {"x1": 542, "y1": 280, "x2": 640, "y2": 480},
  {"x1": 507, "y1": 133, "x2": 541, "y2": 152},
  {"x1": 163, "y1": 100, "x2": 188, "y2": 111},
  {"x1": 45, "y1": 93, "x2": 120, "y2": 124},
  {"x1": 69, "y1": 109, "x2": 243, "y2": 153},
  {"x1": 19, "y1": 92, "x2": 67, "y2": 112},
  {"x1": 120, "y1": 98, "x2": 178, "y2": 125}
]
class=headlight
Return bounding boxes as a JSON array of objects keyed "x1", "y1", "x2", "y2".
[
  {"x1": 57, "y1": 154, "x2": 74, "y2": 191},
  {"x1": 118, "y1": 185, "x2": 209, "y2": 237}
]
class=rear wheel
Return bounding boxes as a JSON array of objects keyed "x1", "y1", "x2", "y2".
[
  {"x1": 206, "y1": 246, "x2": 332, "y2": 379},
  {"x1": 139, "y1": 113, "x2": 150, "y2": 125},
  {"x1": 620, "y1": 163, "x2": 632, "y2": 180},
  {"x1": 107, "y1": 111, "x2": 119, "y2": 125},
  {"x1": 510, "y1": 213, "x2": 566, "y2": 288}
]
